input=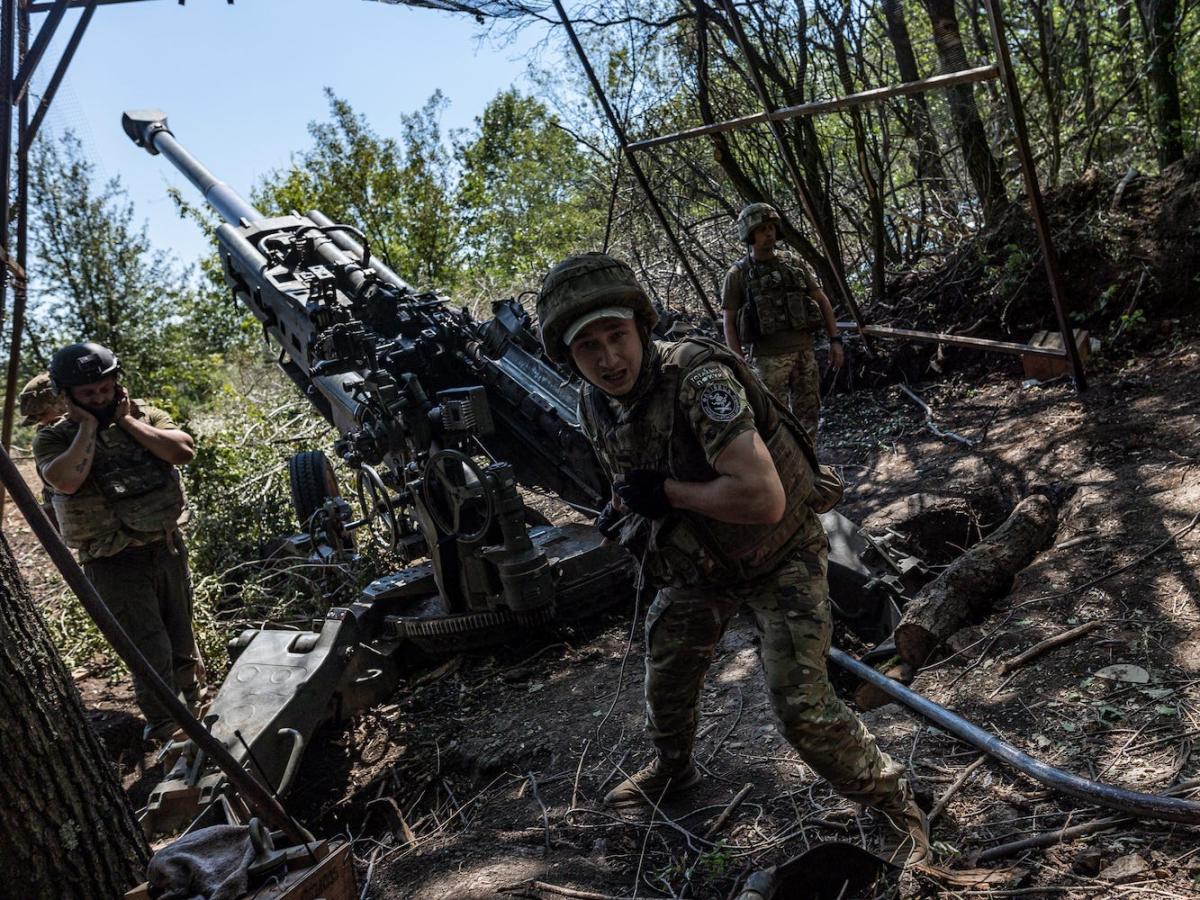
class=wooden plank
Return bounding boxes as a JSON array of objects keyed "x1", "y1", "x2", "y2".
[
  {"x1": 858, "y1": 324, "x2": 1067, "y2": 358},
  {"x1": 628, "y1": 66, "x2": 999, "y2": 152}
]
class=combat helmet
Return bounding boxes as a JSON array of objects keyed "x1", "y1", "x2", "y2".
[
  {"x1": 736, "y1": 202, "x2": 782, "y2": 244},
  {"x1": 18, "y1": 373, "x2": 63, "y2": 426},
  {"x1": 49, "y1": 342, "x2": 121, "y2": 390},
  {"x1": 537, "y1": 253, "x2": 658, "y2": 364}
]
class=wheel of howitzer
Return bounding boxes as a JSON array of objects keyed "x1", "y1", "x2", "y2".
[{"x1": 289, "y1": 449, "x2": 341, "y2": 528}]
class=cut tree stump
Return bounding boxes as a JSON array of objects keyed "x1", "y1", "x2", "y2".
[{"x1": 894, "y1": 494, "x2": 1058, "y2": 667}]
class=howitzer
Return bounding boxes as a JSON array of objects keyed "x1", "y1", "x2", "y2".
[{"x1": 122, "y1": 109, "x2": 923, "y2": 835}]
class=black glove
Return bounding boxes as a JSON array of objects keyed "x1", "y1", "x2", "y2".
[
  {"x1": 595, "y1": 501, "x2": 623, "y2": 540},
  {"x1": 614, "y1": 469, "x2": 671, "y2": 519}
]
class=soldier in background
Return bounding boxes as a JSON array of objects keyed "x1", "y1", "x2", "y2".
[
  {"x1": 19, "y1": 372, "x2": 67, "y2": 528},
  {"x1": 33, "y1": 342, "x2": 204, "y2": 743},
  {"x1": 537, "y1": 253, "x2": 929, "y2": 865},
  {"x1": 722, "y1": 203, "x2": 844, "y2": 442}
]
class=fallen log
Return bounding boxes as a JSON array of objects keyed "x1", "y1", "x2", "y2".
[{"x1": 894, "y1": 494, "x2": 1057, "y2": 668}]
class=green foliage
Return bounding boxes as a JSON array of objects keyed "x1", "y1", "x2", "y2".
[
  {"x1": 26, "y1": 132, "x2": 222, "y2": 416},
  {"x1": 456, "y1": 89, "x2": 599, "y2": 297},
  {"x1": 254, "y1": 90, "x2": 460, "y2": 289}
]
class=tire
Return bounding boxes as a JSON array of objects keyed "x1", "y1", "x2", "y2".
[{"x1": 288, "y1": 450, "x2": 340, "y2": 528}]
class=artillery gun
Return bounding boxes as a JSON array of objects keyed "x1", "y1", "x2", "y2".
[{"x1": 121, "y1": 109, "x2": 922, "y2": 835}]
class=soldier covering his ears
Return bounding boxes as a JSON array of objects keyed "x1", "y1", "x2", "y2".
[
  {"x1": 538, "y1": 253, "x2": 929, "y2": 864},
  {"x1": 33, "y1": 342, "x2": 205, "y2": 742}
]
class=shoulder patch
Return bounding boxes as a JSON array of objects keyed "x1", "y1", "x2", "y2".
[{"x1": 699, "y1": 382, "x2": 742, "y2": 422}]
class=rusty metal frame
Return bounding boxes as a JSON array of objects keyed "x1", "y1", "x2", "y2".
[
  {"x1": 557, "y1": 0, "x2": 1087, "y2": 388},
  {"x1": 0, "y1": 0, "x2": 145, "y2": 521}
]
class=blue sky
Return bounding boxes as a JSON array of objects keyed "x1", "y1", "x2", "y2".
[{"x1": 31, "y1": 0, "x2": 551, "y2": 266}]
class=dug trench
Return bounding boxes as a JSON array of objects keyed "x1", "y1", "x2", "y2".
[{"x1": 267, "y1": 336, "x2": 1199, "y2": 898}]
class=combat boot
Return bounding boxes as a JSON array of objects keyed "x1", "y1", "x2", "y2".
[
  {"x1": 604, "y1": 758, "x2": 701, "y2": 809},
  {"x1": 878, "y1": 790, "x2": 931, "y2": 867}
]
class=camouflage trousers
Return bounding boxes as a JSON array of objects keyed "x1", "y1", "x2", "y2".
[
  {"x1": 84, "y1": 535, "x2": 201, "y2": 733},
  {"x1": 752, "y1": 342, "x2": 819, "y2": 442},
  {"x1": 643, "y1": 541, "x2": 908, "y2": 813}
]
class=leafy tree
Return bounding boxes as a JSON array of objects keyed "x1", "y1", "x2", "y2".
[
  {"x1": 255, "y1": 90, "x2": 460, "y2": 289},
  {"x1": 456, "y1": 89, "x2": 598, "y2": 294},
  {"x1": 26, "y1": 131, "x2": 219, "y2": 413}
]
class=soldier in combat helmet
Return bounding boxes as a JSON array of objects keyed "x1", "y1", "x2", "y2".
[
  {"x1": 33, "y1": 342, "x2": 204, "y2": 742},
  {"x1": 537, "y1": 253, "x2": 929, "y2": 864},
  {"x1": 722, "y1": 203, "x2": 844, "y2": 442},
  {"x1": 19, "y1": 372, "x2": 68, "y2": 527}
]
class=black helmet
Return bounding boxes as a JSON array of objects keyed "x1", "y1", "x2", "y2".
[{"x1": 49, "y1": 342, "x2": 121, "y2": 390}]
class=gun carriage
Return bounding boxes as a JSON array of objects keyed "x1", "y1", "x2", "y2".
[{"x1": 121, "y1": 109, "x2": 921, "y2": 834}]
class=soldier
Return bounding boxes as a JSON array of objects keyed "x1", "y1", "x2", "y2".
[
  {"x1": 19, "y1": 372, "x2": 68, "y2": 528},
  {"x1": 722, "y1": 203, "x2": 844, "y2": 442},
  {"x1": 538, "y1": 254, "x2": 928, "y2": 864},
  {"x1": 33, "y1": 342, "x2": 204, "y2": 743}
]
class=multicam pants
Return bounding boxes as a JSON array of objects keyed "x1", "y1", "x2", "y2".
[
  {"x1": 84, "y1": 535, "x2": 201, "y2": 733},
  {"x1": 643, "y1": 541, "x2": 908, "y2": 813},
  {"x1": 752, "y1": 342, "x2": 819, "y2": 443}
]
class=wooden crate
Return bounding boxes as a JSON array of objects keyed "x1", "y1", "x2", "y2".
[{"x1": 1022, "y1": 329, "x2": 1089, "y2": 381}]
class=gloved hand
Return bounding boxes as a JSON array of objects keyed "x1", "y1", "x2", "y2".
[
  {"x1": 614, "y1": 469, "x2": 671, "y2": 519},
  {"x1": 595, "y1": 501, "x2": 623, "y2": 540}
]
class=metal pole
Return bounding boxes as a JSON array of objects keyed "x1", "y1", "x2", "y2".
[
  {"x1": 982, "y1": 0, "x2": 1087, "y2": 390},
  {"x1": 21, "y1": 0, "x2": 97, "y2": 152},
  {"x1": 830, "y1": 647, "x2": 1200, "y2": 823},
  {"x1": 550, "y1": 0, "x2": 717, "y2": 320},
  {"x1": 716, "y1": 0, "x2": 874, "y2": 351},
  {"x1": 9, "y1": 0, "x2": 66, "y2": 106},
  {"x1": 1, "y1": 0, "x2": 32, "y2": 520},
  {"x1": 0, "y1": 443, "x2": 314, "y2": 845}
]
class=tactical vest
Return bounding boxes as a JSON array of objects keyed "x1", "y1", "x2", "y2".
[
  {"x1": 736, "y1": 252, "x2": 823, "y2": 345},
  {"x1": 582, "y1": 338, "x2": 821, "y2": 588},
  {"x1": 50, "y1": 417, "x2": 186, "y2": 553}
]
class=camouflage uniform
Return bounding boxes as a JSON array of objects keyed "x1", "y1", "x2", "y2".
[
  {"x1": 34, "y1": 402, "x2": 201, "y2": 735},
  {"x1": 722, "y1": 251, "x2": 824, "y2": 441},
  {"x1": 19, "y1": 373, "x2": 66, "y2": 527},
  {"x1": 579, "y1": 338, "x2": 908, "y2": 814}
]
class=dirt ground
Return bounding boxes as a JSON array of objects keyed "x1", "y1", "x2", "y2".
[
  {"x1": 9, "y1": 335, "x2": 1200, "y2": 898},
  {"x1": 282, "y1": 336, "x2": 1200, "y2": 898}
]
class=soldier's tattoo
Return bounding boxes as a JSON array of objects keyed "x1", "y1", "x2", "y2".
[{"x1": 74, "y1": 436, "x2": 95, "y2": 473}]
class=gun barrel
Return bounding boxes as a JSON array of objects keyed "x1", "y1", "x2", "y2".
[{"x1": 122, "y1": 108, "x2": 263, "y2": 226}]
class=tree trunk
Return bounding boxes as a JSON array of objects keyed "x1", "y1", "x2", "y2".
[
  {"x1": 921, "y1": 0, "x2": 1008, "y2": 223},
  {"x1": 1074, "y1": 0, "x2": 1096, "y2": 135},
  {"x1": 894, "y1": 494, "x2": 1058, "y2": 668},
  {"x1": 0, "y1": 533, "x2": 149, "y2": 896},
  {"x1": 1136, "y1": 0, "x2": 1184, "y2": 168},
  {"x1": 880, "y1": 0, "x2": 950, "y2": 195}
]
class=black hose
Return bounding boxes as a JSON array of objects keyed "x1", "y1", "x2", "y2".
[{"x1": 829, "y1": 647, "x2": 1200, "y2": 824}]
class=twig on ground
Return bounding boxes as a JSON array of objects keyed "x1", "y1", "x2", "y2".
[
  {"x1": 928, "y1": 755, "x2": 986, "y2": 825},
  {"x1": 528, "y1": 771, "x2": 552, "y2": 855},
  {"x1": 704, "y1": 783, "x2": 754, "y2": 839},
  {"x1": 995, "y1": 621, "x2": 1103, "y2": 676},
  {"x1": 705, "y1": 687, "x2": 744, "y2": 764},
  {"x1": 500, "y1": 882, "x2": 624, "y2": 900},
  {"x1": 1016, "y1": 511, "x2": 1200, "y2": 609},
  {"x1": 899, "y1": 384, "x2": 976, "y2": 447},
  {"x1": 570, "y1": 738, "x2": 590, "y2": 817}
]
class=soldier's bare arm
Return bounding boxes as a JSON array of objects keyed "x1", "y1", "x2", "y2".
[
  {"x1": 664, "y1": 430, "x2": 785, "y2": 525},
  {"x1": 118, "y1": 413, "x2": 195, "y2": 466},
  {"x1": 41, "y1": 400, "x2": 99, "y2": 494}
]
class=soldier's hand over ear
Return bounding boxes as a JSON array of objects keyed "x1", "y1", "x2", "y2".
[
  {"x1": 114, "y1": 386, "x2": 132, "y2": 424},
  {"x1": 614, "y1": 469, "x2": 671, "y2": 519},
  {"x1": 63, "y1": 394, "x2": 97, "y2": 428}
]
